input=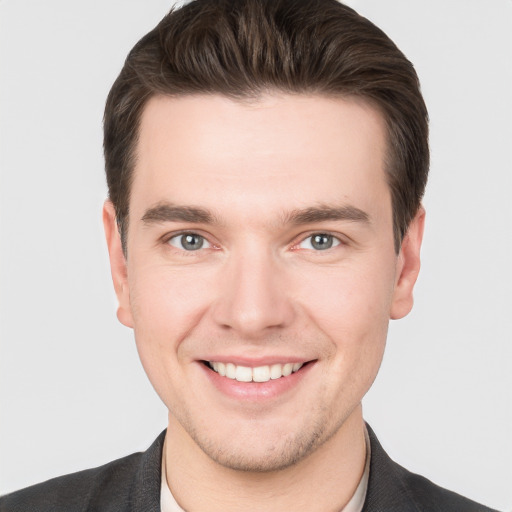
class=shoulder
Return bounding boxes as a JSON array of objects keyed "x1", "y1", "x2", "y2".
[
  {"x1": 391, "y1": 461, "x2": 499, "y2": 512},
  {"x1": 0, "y1": 452, "x2": 141, "y2": 512},
  {"x1": 0, "y1": 431, "x2": 165, "y2": 512},
  {"x1": 365, "y1": 424, "x2": 499, "y2": 512}
]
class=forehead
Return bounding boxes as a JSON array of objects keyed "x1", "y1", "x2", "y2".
[{"x1": 131, "y1": 93, "x2": 390, "y2": 223}]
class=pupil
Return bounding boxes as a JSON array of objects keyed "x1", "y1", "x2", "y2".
[
  {"x1": 312, "y1": 234, "x2": 332, "y2": 250},
  {"x1": 182, "y1": 234, "x2": 203, "y2": 250}
]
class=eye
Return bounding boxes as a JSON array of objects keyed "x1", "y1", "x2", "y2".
[
  {"x1": 298, "y1": 233, "x2": 341, "y2": 251},
  {"x1": 167, "y1": 233, "x2": 211, "y2": 251}
]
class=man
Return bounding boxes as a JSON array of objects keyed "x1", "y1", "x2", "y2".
[{"x1": 0, "y1": 0, "x2": 500, "y2": 510}]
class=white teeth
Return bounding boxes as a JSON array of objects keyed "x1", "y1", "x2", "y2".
[
  {"x1": 282, "y1": 363, "x2": 293, "y2": 376},
  {"x1": 226, "y1": 363, "x2": 236, "y2": 379},
  {"x1": 252, "y1": 365, "x2": 271, "y2": 382},
  {"x1": 270, "y1": 364, "x2": 282, "y2": 379},
  {"x1": 235, "y1": 365, "x2": 252, "y2": 382},
  {"x1": 217, "y1": 362, "x2": 226, "y2": 376},
  {"x1": 209, "y1": 361, "x2": 304, "y2": 382}
]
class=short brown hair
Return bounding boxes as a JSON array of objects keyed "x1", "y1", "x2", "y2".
[{"x1": 104, "y1": 0, "x2": 429, "y2": 253}]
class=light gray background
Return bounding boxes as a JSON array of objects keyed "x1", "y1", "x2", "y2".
[{"x1": 1, "y1": 1, "x2": 511, "y2": 510}]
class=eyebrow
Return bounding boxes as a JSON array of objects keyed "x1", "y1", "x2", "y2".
[
  {"x1": 141, "y1": 203, "x2": 215, "y2": 224},
  {"x1": 141, "y1": 202, "x2": 370, "y2": 227},
  {"x1": 285, "y1": 205, "x2": 370, "y2": 225}
]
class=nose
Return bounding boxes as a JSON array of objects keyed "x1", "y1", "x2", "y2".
[{"x1": 210, "y1": 247, "x2": 295, "y2": 338}]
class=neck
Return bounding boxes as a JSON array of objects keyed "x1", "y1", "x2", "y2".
[{"x1": 164, "y1": 406, "x2": 367, "y2": 512}]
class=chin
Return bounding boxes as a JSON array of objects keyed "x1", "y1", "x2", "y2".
[{"x1": 188, "y1": 418, "x2": 335, "y2": 473}]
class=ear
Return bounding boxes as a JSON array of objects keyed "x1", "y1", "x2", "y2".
[
  {"x1": 390, "y1": 206, "x2": 425, "y2": 320},
  {"x1": 103, "y1": 200, "x2": 134, "y2": 328}
]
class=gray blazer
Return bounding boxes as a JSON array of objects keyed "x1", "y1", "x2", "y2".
[{"x1": 0, "y1": 425, "x2": 498, "y2": 511}]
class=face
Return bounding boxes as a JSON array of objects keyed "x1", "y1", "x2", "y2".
[{"x1": 104, "y1": 93, "x2": 423, "y2": 472}]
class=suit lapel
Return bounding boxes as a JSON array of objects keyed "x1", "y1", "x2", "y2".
[
  {"x1": 131, "y1": 430, "x2": 166, "y2": 512},
  {"x1": 362, "y1": 424, "x2": 420, "y2": 512}
]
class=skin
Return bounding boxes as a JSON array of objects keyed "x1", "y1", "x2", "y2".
[{"x1": 104, "y1": 93, "x2": 424, "y2": 511}]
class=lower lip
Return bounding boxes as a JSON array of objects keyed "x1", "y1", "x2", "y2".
[{"x1": 199, "y1": 362, "x2": 315, "y2": 401}]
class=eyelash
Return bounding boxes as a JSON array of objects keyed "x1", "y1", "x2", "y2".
[
  {"x1": 291, "y1": 232, "x2": 344, "y2": 252},
  {"x1": 165, "y1": 232, "x2": 213, "y2": 252},
  {"x1": 164, "y1": 231, "x2": 345, "y2": 253}
]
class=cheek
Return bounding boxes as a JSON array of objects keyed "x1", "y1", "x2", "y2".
[
  {"x1": 126, "y1": 265, "x2": 213, "y2": 379},
  {"x1": 129, "y1": 263, "x2": 211, "y2": 331},
  {"x1": 294, "y1": 259, "x2": 395, "y2": 354},
  {"x1": 125, "y1": 266, "x2": 214, "y2": 413}
]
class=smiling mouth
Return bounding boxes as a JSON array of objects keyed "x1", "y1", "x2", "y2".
[{"x1": 204, "y1": 361, "x2": 309, "y2": 383}]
